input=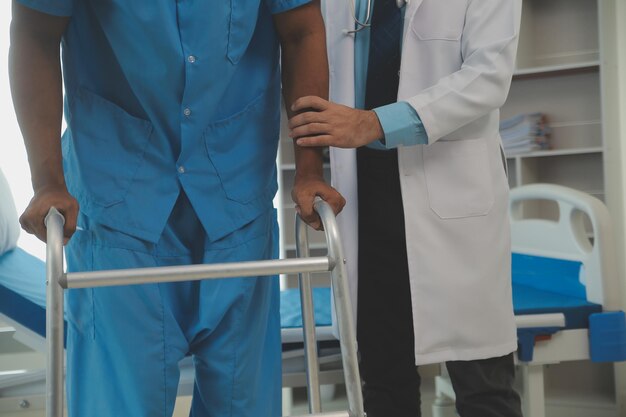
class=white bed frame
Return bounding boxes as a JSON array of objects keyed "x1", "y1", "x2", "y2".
[{"x1": 432, "y1": 184, "x2": 620, "y2": 417}]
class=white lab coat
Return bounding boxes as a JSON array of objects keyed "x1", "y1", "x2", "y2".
[{"x1": 324, "y1": 0, "x2": 522, "y2": 365}]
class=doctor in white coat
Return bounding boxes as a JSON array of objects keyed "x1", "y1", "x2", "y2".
[{"x1": 289, "y1": 0, "x2": 523, "y2": 416}]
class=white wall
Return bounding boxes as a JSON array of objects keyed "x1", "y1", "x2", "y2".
[
  {"x1": 619, "y1": 2, "x2": 626, "y2": 143},
  {"x1": 0, "y1": 3, "x2": 45, "y2": 260}
]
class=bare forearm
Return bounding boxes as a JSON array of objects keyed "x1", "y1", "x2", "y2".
[
  {"x1": 279, "y1": 17, "x2": 329, "y2": 178},
  {"x1": 9, "y1": 4, "x2": 68, "y2": 192},
  {"x1": 281, "y1": 31, "x2": 328, "y2": 117},
  {"x1": 9, "y1": 4, "x2": 77, "y2": 243},
  {"x1": 266, "y1": 3, "x2": 344, "y2": 229}
]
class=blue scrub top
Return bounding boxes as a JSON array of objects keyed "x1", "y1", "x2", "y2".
[{"x1": 17, "y1": 0, "x2": 310, "y2": 243}]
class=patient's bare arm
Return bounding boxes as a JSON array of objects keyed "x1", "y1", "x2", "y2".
[{"x1": 9, "y1": 1, "x2": 77, "y2": 243}]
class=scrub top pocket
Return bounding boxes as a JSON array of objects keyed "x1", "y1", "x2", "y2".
[
  {"x1": 203, "y1": 86, "x2": 280, "y2": 204},
  {"x1": 64, "y1": 88, "x2": 154, "y2": 209},
  {"x1": 65, "y1": 229, "x2": 95, "y2": 339},
  {"x1": 422, "y1": 138, "x2": 494, "y2": 219},
  {"x1": 227, "y1": 0, "x2": 261, "y2": 64}
]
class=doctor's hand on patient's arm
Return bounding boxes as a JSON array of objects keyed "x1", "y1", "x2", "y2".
[
  {"x1": 289, "y1": 96, "x2": 384, "y2": 148},
  {"x1": 20, "y1": 185, "x2": 79, "y2": 245},
  {"x1": 292, "y1": 174, "x2": 345, "y2": 231}
]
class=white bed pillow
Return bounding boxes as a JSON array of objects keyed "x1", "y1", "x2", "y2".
[{"x1": 0, "y1": 168, "x2": 20, "y2": 255}]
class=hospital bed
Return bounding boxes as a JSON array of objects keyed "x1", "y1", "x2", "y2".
[
  {"x1": 0, "y1": 199, "x2": 363, "y2": 417},
  {"x1": 432, "y1": 184, "x2": 626, "y2": 417}
]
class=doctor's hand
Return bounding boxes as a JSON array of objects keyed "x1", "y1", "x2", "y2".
[
  {"x1": 289, "y1": 96, "x2": 384, "y2": 149},
  {"x1": 20, "y1": 184, "x2": 79, "y2": 245},
  {"x1": 292, "y1": 174, "x2": 346, "y2": 231}
]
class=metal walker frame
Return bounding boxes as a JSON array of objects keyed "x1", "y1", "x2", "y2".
[{"x1": 44, "y1": 199, "x2": 365, "y2": 417}]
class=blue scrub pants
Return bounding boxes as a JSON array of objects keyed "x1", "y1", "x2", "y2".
[{"x1": 64, "y1": 193, "x2": 281, "y2": 417}]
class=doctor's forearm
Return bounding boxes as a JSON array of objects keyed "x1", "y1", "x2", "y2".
[{"x1": 9, "y1": 3, "x2": 69, "y2": 192}]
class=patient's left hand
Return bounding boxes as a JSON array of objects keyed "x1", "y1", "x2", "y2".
[
  {"x1": 288, "y1": 96, "x2": 384, "y2": 149},
  {"x1": 292, "y1": 173, "x2": 345, "y2": 231}
]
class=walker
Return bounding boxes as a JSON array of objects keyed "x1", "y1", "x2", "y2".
[{"x1": 45, "y1": 198, "x2": 364, "y2": 417}]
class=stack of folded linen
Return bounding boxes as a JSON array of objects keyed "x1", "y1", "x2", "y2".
[{"x1": 499, "y1": 112, "x2": 551, "y2": 155}]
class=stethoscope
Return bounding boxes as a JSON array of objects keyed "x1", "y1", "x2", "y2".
[{"x1": 344, "y1": 0, "x2": 408, "y2": 34}]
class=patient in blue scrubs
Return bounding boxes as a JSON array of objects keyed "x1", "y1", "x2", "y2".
[{"x1": 9, "y1": 1, "x2": 344, "y2": 416}]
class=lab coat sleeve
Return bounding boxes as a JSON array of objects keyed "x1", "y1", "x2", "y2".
[
  {"x1": 265, "y1": 0, "x2": 312, "y2": 14},
  {"x1": 15, "y1": 0, "x2": 73, "y2": 17},
  {"x1": 405, "y1": 0, "x2": 521, "y2": 144}
]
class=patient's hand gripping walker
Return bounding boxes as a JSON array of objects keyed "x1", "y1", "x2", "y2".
[{"x1": 45, "y1": 199, "x2": 365, "y2": 417}]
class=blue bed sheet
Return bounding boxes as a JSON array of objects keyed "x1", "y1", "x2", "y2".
[
  {"x1": 513, "y1": 283, "x2": 601, "y2": 329},
  {"x1": 0, "y1": 248, "x2": 46, "y2": 337},
  {"x1": 512, "y1": 253, "x2": 602, "y2": 329},
  {"x1": 280, "y1": 287, "x2": 332, "y2": 328}
]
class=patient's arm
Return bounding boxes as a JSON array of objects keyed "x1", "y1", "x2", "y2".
[
  {"x1": 273, "y1": 1, "x2": 345, "y2": 230},
  {"x1": 9, "y1": 1, "x2": 77, "y2": 244}
]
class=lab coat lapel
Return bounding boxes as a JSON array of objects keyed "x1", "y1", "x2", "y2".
[
  {"x1": 322, "y1": 1, "x2": 359, "y2": 338},
  {"x1": 324, "y1": 0, "x2": 356, "y2": 108},
  {"x1": 406, "y1": 0, "x2": 425, "y2": 23},
  {"x1": 402, "y1": 0, "x2": 424, "y2": 52}
]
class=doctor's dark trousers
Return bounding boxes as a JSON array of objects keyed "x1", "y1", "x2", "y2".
[{"x1": 356, "y1": 146, "x2": 523, "y2": 417}]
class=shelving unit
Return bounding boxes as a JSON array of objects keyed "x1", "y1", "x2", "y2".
[
  {"x1": 503, "y1": 0, "x2": 604, "y2": 201},
  {"x1": 503, "y1": 0, "x2": 619, "y2": 414}
]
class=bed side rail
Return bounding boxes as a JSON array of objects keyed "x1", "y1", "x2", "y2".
[{"x1": 509, "y1": 184, "x2": 619, "y2": 310}]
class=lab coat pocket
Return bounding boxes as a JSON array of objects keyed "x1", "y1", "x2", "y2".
[
  {"x1": 227, "y1": 0, "x2": 261, "y2": 64},
  {"x1": 65, "y1": 88, "x2": 154, "y2": 208},
  {"x1": 203, "y1": 86, "x2": 280, "y2": 204},
  {"x1": 65, "y1": 229, "x2": 95, "y2": 339},
  {"x1": 423, "y1": 138, "x2": 494, "y2": 219},
  {"x1": 412, "y1": 0, "x2": 467, "y2": 41}
]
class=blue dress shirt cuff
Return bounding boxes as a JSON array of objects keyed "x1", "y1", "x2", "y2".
[{"x1": 373, "y1": 102, "x2": 428, "y2": 149}]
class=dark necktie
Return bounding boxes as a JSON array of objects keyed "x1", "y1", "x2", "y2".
[{"x1": 364, "y1": 0, "x2": 402, "y2": 111}]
